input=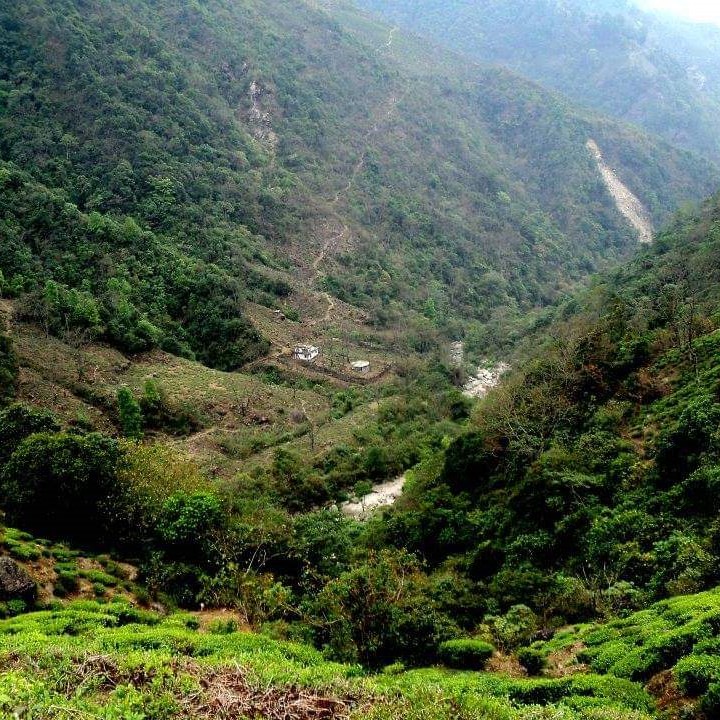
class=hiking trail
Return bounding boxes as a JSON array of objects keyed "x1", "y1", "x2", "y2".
[{"x1": 309, "y1": 27, "x2": 403, "y2": 325}]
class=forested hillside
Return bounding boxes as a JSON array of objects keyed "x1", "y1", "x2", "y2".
[
  {"x1": 355, "y1": 0, "x2": 720, "y2": 163},
  {"x1": 1, "y1": 0, "x2": 717, "y2": 369},
  {"x1": 376, "y1": 191, "x2": 720, "y2": 629},
  {"x1": 0, "y1": 172, "x2": 718, "y2": 669},
  {"x1": 0, "y1": 170, "x2": 719, "y2": 720}
]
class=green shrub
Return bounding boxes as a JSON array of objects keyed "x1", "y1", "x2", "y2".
[
  {"x1": 5, "y1": 599, "x2": 27, "y2": 616},
  {"x1": 518, "y1": 647, "x2": 547, "y2": 675},
  {"x1": 702, "y1": 682, "x2": 720, "y2": 717},
  {"x1": 0, "y1": 431, "x2": 122, "y2": 544},
  {"x1": 486, "y1": 605, "x2": 539, "y2": 650},
  {"x1": 157, "y1": 491, "x2": 224, "y2": 565},
  {"x1": 7, "y1": 541, "x2": 42, "y2": 561},
  {"x1": 0, "y1": 404, "x2": 59, "y2": 465},
  {"x1": 438, "y1": 639, "x2": 494, "y2": 670},
  {"x1": 382, "y1": 662, "x2": 406, "y2": 675},
  {"x1": 117, "y1": 387, "x2": 143, "y2": 439},
  {"x1": 208, "y1": 618, "x2": 238, "y2": 635},
  {"x1": 611, "y1": 624, "x2": 710, "y2": 680},
  {"x1": 0, "y1": 335, "x2": 18, "y2": 405},
  {"x1": 54, "y1": 571, "x2": 80, "y2": 597},
  {"x1": 80, "y1": 569, "x2": 118, "y2": 587},
  {"x1": 675, "y1": 654, "x2": 720, "y2": 696},
  {"x1": 508, "y1": 674, "x2": 652, "y2": 711},
  {"x1": 134, "y1": 587, "x2": 151, "y2": 607}
]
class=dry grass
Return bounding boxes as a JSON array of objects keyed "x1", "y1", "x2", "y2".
[
  {"x1": 544, "y1": 641, "x2": 590, "y2": 678},
  {"x1": 190, "y1": 665, "x2": 361, "y2": 720},
  {"x1": 486, "y1": 652, "x2": 526, "y2": 678}
]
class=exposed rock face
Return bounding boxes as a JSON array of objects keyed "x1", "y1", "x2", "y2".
[
  {"x1": 464, "y1": 362, "x2": 510, "y2": 399},
  {"x1": 0, "y1": 557, "x2": 37, "y2": 602},
  {"x1": 341, "y1": 475, "x2": 406, "y2": 519},
  {"x1": 587, "y1": 138, "x2": 654, "y2": 245}
]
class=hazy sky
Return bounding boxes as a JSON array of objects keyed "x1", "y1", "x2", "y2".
[{"x1": 637, "y1": 0, "x2": 720, "y2": 24}]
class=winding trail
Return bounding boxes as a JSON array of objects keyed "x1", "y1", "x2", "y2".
[
  {"x1": 376, "y1": 25, "x2": 398, "y2": 52},
  {"x1": 587, "y1": 139, "x2": 653, "y2": 245},
  {"x1": 308, "y1": 26, "x2": 403, "y2": 325}
]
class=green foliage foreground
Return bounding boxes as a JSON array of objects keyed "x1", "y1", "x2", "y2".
[
  {"x1": 0, "y1": 600, "x2": 655, "y2": 720},
  {"x1": 538, "y1": 586, "x2": 720, "y2": 717}
]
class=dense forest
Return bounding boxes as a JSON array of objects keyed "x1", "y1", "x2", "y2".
[
  {"x1": 356, "y1": 0, "x2": 720, "y2": 163},
  {"x1": 1, "y1": 0, "x2": 720, "y2": 718},
  {"x1": 1, "y1": 0, "x2": 717, "y2": 366}
]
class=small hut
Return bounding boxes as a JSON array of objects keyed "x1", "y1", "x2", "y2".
[
  {"x1": 351, "y1": 360, "x2": 370, "y2": 374},
  {"x1": 293, "y1": 344, "x2": 319, "y2": 363}
]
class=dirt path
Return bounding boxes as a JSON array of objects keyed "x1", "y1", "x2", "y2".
[
  {"x1": 376, "y1": 25, "x2": 398, "y2": 52},
  {"x1": 308, "y1": 26, "x2": 404, "y2": 326},
  {"x1": 587, "y1": 139, "x2": 653, "y2": 245}
]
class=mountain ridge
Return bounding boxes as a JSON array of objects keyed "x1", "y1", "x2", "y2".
[
  {"x1": 355, "y1": 0, "x2": 720, "y2": 163},
  {"x1": 1, "y1": 0, "x2": 717, "y2": 370}
]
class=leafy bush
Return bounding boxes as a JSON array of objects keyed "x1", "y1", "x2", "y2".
[
  {"x1": 438, "y1": 639, "x2": 495, "y2": 670},
  {"x1": 486, "y1": 605, "x2": 539, "y2": 651},
  {"x1": 0, "y1": 431, "x2": 122, "y2": 544},
  {"x1": 702, "y1": 682, "x2": 720, "y2": 717},
  {"x1": 54, "y1": 571, "x2": 80, "y2": 598},
  {"x1": 517, "y1": 647, "x2": 547, "y2": 675},
  {"x1": 0, "y1": 335, "x2": 18, "y2": 405},
  {"x1": 675, "y1": 654, "x2": 720, "y2": 696},
  {"x1": 117, "y1": 387, "x2": 143, "y2": 439},
  {"x1": 208, "y1": 618, "x2": 238, "y2": 635},
  {"x1": 0, "y1": 404, "x2": 59, "y2": 465},
  {"x1": 310, "y1": 551, "x2": 458, "y2": 667},
  {"x1": 156, "y1": 492, "x2": 223, "y2": 563}
]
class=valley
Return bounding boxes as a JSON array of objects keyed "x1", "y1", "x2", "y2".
[{"x1": 0, "y1": 0, "x2": 720, "y2": 718}]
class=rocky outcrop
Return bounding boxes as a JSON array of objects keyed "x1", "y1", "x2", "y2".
[
  {"x1": 464, "y1": 362, "x2": 510, "y2": 399},
  {"x1": 0, "y1": 557, "x2": 37, "y2": 602}
]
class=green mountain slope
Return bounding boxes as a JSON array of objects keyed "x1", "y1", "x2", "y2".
[
  {"x1": 355, "y1": 0, "x2": 720, "y2": 164},
  {"x1": 375, "y1": 190, "x2": 720, "y2": 624},
  {"x1": 0, "y1": 0, "x2": 717, "y2": 369}
]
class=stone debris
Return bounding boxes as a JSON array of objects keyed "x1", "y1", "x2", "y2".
[
  {"x1": 341, "y1": 475, "x2": 406, "y2": 519},
  {"x1": 587, "y1": 138, "x2": 653, "y2": 244},
  {"x1": 463, "y1": 362, "x2": 510, "y2": 399},
  {"x1": 0, "y1": 557, "x2": 37, "y2": 602}
]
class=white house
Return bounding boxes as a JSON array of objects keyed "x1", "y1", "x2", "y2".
[{"x1": 293, "y1": 344, "x2": 319, "y2": 362}]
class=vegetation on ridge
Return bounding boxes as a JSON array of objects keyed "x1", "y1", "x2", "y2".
[
  {"x1": 355, "y1": 0, "x2": 720, "y2": 163},
  {"x1": 1, "y1": 0, "x2": 717, "y2": 368}
]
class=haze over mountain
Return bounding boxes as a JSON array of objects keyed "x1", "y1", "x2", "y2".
[{"x1": 355, "y1": 0, "x2": 720, "y2": 163}]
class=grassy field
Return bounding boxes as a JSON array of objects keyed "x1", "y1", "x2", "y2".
[
  {"x1": 1, "y1": 297, "x2": 408, "y2": 481},
  {"x1": 0, "y1": 599, "x2": 658, "y2": 720}
]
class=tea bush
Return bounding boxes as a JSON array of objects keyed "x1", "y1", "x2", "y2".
[{"x1": 438, "y1": 639, "x2": 495, "y2": 670}]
